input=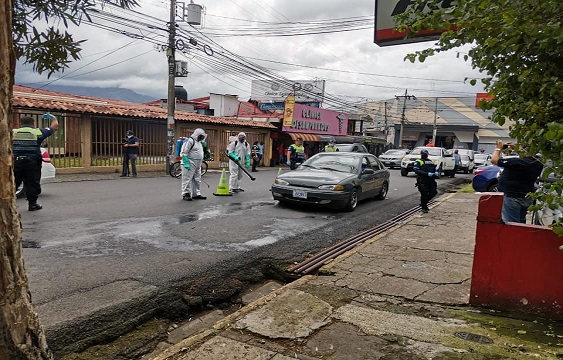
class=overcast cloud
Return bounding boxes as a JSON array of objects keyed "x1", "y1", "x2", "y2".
[{"x1": 15, "y1": 0, "x2": 486, "y2": 106}]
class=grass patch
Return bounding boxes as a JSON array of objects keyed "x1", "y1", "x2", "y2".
[{"x1": 457, "y1": 183, "x2": 475, "y2": 193}]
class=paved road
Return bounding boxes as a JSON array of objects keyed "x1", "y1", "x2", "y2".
[{"x1": 18, "y1": 168, "x2": 470, "y2": 355}]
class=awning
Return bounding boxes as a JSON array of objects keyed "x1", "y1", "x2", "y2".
[
  {"x1": 288, "y1": 133, "x2": 320, "y2": 142},
  {"x1": 453, "y1": 131, "x2": 475, "y2": 143}
]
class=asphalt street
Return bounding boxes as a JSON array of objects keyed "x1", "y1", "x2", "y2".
[{"x1": 17, "y1": 167, "x2": 470, "y2": 356}]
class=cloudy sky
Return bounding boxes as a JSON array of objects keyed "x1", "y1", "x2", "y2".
[{"x1": 15, "y1": 0, "x2": 485, "y2": 108}]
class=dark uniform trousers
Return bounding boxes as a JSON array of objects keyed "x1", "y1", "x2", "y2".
[
  {"x1": 417, "y1": 177, "x2": 437, "y2": 209},
  {"x1": 14, "y1": 157, "x2": 42, "y2": 203}
]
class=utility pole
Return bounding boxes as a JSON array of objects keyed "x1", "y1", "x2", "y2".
[
  {"x1": 166, "y1": 0, "x2": 177, "y2": 174},
  {"x1": 395, "y1": 89, "x2": 416, "y2": 149},
  {"x1": 383, "y1": 101, "x2": 388, "y2": 137},
  {"x1": 432, "y1": 97, "x2": 438, "y2": 145}
]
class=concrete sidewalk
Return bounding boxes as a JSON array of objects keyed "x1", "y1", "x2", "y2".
[{"x1": 147, "y1": 192, "x2": 562, "y2": 360}]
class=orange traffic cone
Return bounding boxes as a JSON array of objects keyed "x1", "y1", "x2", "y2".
[{"x1": 213, "y1": 168, "x2": 232, "y2": 196}]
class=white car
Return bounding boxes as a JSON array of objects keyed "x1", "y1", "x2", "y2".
[
  {"x1": 400, "y1": 146, "x2": 456, "y2": 178},
  {"x1": 16, "y1": 148, "x2": 56, "y2": 198},
  {"x1": 474, "y1": 153, "x2": 492, "y2": 167}
]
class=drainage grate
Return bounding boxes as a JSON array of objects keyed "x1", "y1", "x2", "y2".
[{"x1": 454, "y1": 332, "x2": 493, "y2": 344}]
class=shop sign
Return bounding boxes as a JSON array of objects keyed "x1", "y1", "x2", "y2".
[
  {"x1": 374, "y1": 0, "x2": 454, "y2": 46},
  {"x1": 283, "y1": 103, "x2": 348, "y2": 136},
  {"x1": 251, "y1": 80, "x2": 325, "y2": 102}
]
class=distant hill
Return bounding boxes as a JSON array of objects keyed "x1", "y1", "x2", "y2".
[{"x1": 41, "y1": 85, "x2": 156, "y2": 103}]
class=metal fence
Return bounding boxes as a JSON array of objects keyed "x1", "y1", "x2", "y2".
[{"x1": 91, "y1": 117, "x2": 167, "y2": 167}]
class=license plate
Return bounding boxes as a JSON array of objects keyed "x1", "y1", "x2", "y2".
[{"x1": 293, "y1": 190, "x2": 307, "y2": 199}]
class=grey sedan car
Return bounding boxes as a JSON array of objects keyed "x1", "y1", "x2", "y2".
[
  {"x1": 378, "y1": 149, "x2": 410, "y2": 169},
  {"x1": 271, "y1": 152, "x2": 390, "y2": 211}
]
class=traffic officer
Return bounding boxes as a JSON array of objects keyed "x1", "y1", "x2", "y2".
[
  {"x1": 286, "y1": 137, "x2": 306, "y2": 170},
  {"x1": 413, "y1": 149, "x2": 439, "y2": 213},
  {"x1": 324, "y1": 138, "x2": 339, "y2": 152},
  {"x1": 13, "y1": 114, "x2": 59, "y2": 211}
]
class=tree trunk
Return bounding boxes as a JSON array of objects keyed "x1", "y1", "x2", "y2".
[{"x1": 0, "y1": 0, "x2": 53, "y2": 358}]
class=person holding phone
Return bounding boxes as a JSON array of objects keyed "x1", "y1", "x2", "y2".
[{"x1": 491, "y1": 140, "x2": 543, "y2": 223}]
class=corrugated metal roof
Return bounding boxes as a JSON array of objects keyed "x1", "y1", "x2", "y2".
[{"x1": 12, "y1": 85, "x2": 276, "y2": 129}]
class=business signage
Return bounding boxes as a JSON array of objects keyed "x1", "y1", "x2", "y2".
[
  {"x1": 258, "y1": 101, "x2": 319, "y2": 111},
  {"x1": 251, "y1": 80, "x2": 325, "y2": 102},
  {"x1": 475, "y1": 93, "x2": 494, "y2": 108},
  {"x1": 283, "y1": 103, "x2": 348, "y2": 136},
  {"x1": 374, "y1": 0, "x2": 454, "y2": 46}
]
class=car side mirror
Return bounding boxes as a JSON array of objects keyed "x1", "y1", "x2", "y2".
[{"x1": 362, "y1": 168, "x2": 375, "y2": 175}]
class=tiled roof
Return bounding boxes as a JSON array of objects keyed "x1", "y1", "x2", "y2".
[{"x1": 12, "y1": 85, "x2": 276, "y2": 129}]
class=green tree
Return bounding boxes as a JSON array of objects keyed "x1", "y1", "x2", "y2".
[
  {"x1": 0, "y1": 0, "x2": 136, "y2": 358},
  {"x1": 394, "y1": 0, "x2": 563, "y2": 235}
]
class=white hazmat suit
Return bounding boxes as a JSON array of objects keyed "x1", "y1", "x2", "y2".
[
  {"x1": 180, "y1": 128, "x2": 207, "y2": 200},
  {"x1": 227, "y1": 132, "x2": 251, "y2": 192}
]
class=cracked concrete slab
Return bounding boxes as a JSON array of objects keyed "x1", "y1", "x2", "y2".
[
  {"x1": 332, "y1": 304, "x2": 463, "y2": 344},
  {"x1": 353, "y1": 274, "x2": 436, "y2": 299},
  {"x1": 415, "y1": 283, "x2": 470, "y2": 304},
  {"x1": 174, "y1": 336, "x2": 295, "y2": 360},
  {"x1": 234, "y1": 289, "x2": 333, "y2": 339},
  {"x1": 383, "y1": 259, "x2": 472, "y2": 284}
]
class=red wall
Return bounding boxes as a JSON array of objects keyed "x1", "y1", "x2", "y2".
[{"x1": 470, "y1": 194, "x2": 563, "y2": 319}]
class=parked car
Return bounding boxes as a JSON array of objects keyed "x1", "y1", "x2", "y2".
[
  {"x1": 334, "y1": 143, "x2": 368, "y2": 153},
  {"x1": 457, "y1": 154, "x2": 475, "y2": 174},
  {"x1": 474, "y1": 153, "x2": 492, "y2": 167},
  {"x1": 400, "y1": 146, "x2": 456, "y2": 178},
  {"x1": 472, "y1": 165, "x2": 500, "y2": 192},
  {"x1": 378, "y1": 149, "x2": 410, "y2": 169},
  {"x1": 271, "y1": 152, "x2": 390, "y2": 212},
  {"x1": 15, "y1": 148, "x2": 56, "y2": 198}
]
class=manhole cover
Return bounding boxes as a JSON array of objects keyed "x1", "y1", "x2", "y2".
[
  {"x1": 454, "y1": 332, "x2": 493, "y2": 344},
  {"x1": 402, "y1": 262, "x2": 427, "y2": 269}
]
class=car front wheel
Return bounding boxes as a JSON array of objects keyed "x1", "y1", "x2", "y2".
[
  {"x1": 487, "y1": 182, "x2": 499, "y2": 192},
  {"x1": 400, "y1": 168, "x2": 408, "y2": 176},
  {"x1": 345, "y1": 188, "x2": 359, "y2": 212}
]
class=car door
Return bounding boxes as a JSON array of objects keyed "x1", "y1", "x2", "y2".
[
  {"x1": 367, "y1": 155, "x2": 386, "y2": 193},
  {"x1": 359, "y1": 156, "x2": 378, "y2": 198}
]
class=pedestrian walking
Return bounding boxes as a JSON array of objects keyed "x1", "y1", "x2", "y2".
[
  {"x1": 13, "y1": 113, "x2": 59, "y2": 211},
  {"x1": 491, "y1": 140, "x2": 543, "y2": 223},
  {"x1": 121, "y1": 130, "x2": 140, "y2": 177},
  {"x1": 180, "y1": 128, "x2": 208, "y2": 201},
  {"x1": 277, "y1": 143, "x2": 285, "y2": 165},
  {"x1": 413, "y1": 149, "x2": 439, "y2": 213},
  {"x1": 251, "y1": 141, "x2": 260, "y2": 172},
  {"x1": 452, "y1": 149, "x2": 462, "y2": 177},
  {"x1": 227, "y1": 132, "x2": 251, "y2": 193},
  {"x1": 258, "y1": 141, "x2": 265, "y2": 166}
]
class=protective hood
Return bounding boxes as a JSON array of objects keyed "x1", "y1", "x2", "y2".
[
  {"x1": 238, "y1": 132, "x2": 246, "y2": 139},
  {"x1": 191, "y1": 128, "x2": 207, "y2": 142}
]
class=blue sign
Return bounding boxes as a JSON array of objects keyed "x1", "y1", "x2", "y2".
[
  {"x1": 259, "y1": 102, "x2": 319, "y2": 111},
  {"x1": 259, "y1": 102, "x2": 285, "y2": 111}
]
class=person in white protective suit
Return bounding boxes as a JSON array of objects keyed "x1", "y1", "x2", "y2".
[
  {"x1": 180, "y1": 128, "x2": 208, "y2": 201},
  {"x1": 227, "y1": 132, "x2": 251, "y2": 193}
]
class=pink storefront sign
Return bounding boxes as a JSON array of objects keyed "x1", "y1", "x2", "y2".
[{"x1": 282, "y1": 103, "x2": 348, "y2": 136}]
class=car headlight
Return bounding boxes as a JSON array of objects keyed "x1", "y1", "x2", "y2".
[
  {"x1": 274, "y1": 178, "x2": 289, "y2": 186},
  {"x1": 402, "y1": 157, "x2": 409, "y2": 162},
  {"x1": 433, "y1": 159, "x2": 440, "y2": 165},
  {"x1": 318, "y1": 184, "x2": 345, "y2": 191}
]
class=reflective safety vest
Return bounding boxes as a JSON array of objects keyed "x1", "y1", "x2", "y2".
[
  {"x1": 324, "y1": 144, "x2": 338, "y2": 152},
  {"x1": 13, "y1": 127, "x2": 42, "y2": 158},
  {"x1": 289, "y1": 144, "x2": 305, "y2": 160}
]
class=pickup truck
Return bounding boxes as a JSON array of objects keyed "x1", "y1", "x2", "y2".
[{"x1": 400, "y1": 146, "x2": 456, "y2": 178}]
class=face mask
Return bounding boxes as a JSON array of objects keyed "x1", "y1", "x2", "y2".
[
  {"x1": 239, "y1": 137, "x2": 245, "y2": 142},
  {"x1": 197, "y1": 134, "x2": 205, "y2": 141},
  {"x1": 127, "y1": 135, "x2": 133, "y2": 138}
]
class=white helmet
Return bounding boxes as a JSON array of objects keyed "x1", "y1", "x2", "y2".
[{"x1": 192, "y1": 128, "x2": 207, "y2": 142}]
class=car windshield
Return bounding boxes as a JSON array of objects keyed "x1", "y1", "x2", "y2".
[
  {"x1": 412, "y1": 147, "x2": 442, "y2": 156},
  {"x1": 475, "y1": 154, "x2": 489, "y2": 161},
  {"x1": 461, "y1": 155, "x2": 470, "y2": 161},
  {"x1": 303, "y1": 154, "x2": 358, "y2": 173}
]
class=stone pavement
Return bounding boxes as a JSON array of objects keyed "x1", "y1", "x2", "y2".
[{"x1": 147, "y1": 192, "x2": 563, "y2": 360}]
